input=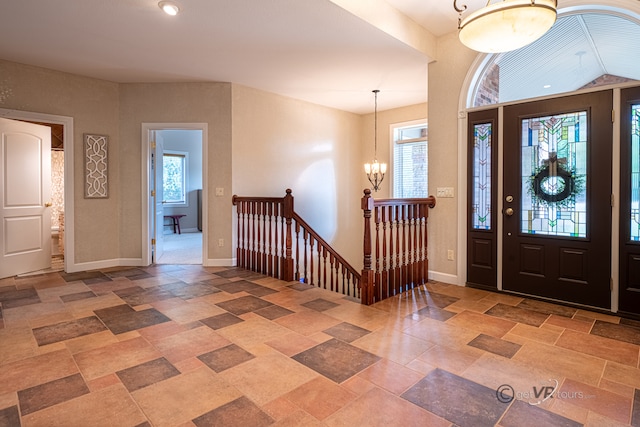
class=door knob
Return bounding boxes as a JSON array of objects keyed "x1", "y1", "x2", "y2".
[
  {"x1": 44, "y1": 202, "x2": 52, "y2": 207},
  {"x1": 505, "y1": 207, "x2": 514, "y2": 216}
]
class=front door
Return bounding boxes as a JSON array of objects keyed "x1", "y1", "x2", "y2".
[
  {"x1": 0, "y1": 118, "x2": 51, "y2": 278},
  {"x1": 503, "y1": 90, "x2": 612, "y2": 309}
]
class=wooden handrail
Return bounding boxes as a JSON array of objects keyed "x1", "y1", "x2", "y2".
[
  {"x1": 360, "y1": 189, "x2": 436, "y2": 305},
  {"x1": 232, "y1": 188, "x2": 436, "y2": 304},
  {"x1": 232, "y1": 189, "x2": 360, "y2": 298}
]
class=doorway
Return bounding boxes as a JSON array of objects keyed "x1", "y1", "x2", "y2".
[
  {"x1": 0, "y1": 109, "x2": 74, "y2": 276},
  {"x1": 502, "y1": 90, "x2": 613, "y2": 309},
  {"x1": 142, "y1": 123, "x2": 207, "y2": 266}
]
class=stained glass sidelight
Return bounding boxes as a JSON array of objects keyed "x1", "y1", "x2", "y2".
[
  {"x1": 472, "y1": 123, "x2": 492, "y2": 230},
  {"x1": 631, "y1": 104, "x2": 640, "y2": 241},
  {"x1": 520, "y1": 112, "x2": 587, "y2": 238}
]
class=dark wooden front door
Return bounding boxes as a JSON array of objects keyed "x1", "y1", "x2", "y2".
[
  {"x1": 503, "y1": 90, "x2": 612, "y2": 309},
  {"x1": 619, "y1": 86, "x2": 640, "y2": 316}
]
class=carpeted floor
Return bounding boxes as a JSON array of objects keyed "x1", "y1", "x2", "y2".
[{"x1": 157, "y1": 231, "x2": 202, "y2": 264}]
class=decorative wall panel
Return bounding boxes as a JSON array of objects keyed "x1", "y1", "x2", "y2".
[{"x1": 84, "y1": 134, "x2": 108, "y2": 198}]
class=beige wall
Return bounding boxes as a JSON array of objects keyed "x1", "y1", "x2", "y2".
[
  {"x1": 231, "y1": 85, "x2": 365, "y2": 267},
  {"x1": 360, "y1": 102, "x2": 429, "y2": 199},
  {"x1": 0, "y1": 60, "x2": 120, "y2": 264},
  {"x1": 119, "y1": 82, "x2": 233, "y2": 261},
  {"x1": 428, "y1": 32, "x2": 477, "y2": 281}
]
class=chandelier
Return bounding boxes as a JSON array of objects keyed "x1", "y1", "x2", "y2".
[
  {"x1": 364, "y1": 90, "x2": 386, "y2": 192},
  {"x1": 454, "y1": 0, "x2": 557, "y2": 53}
]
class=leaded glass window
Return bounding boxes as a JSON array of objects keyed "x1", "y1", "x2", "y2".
[
  {"x1": 472, "y1": 123, "x2": 492, "y2": 230},
  {"x1": 631, "y1": 104, "x2": 640, "y2": 241},
  {"x1": 520, "y1": 112, "x2": 587, "y2": 238}
]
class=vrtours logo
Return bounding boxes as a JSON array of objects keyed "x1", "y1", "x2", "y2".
[{"x1": 496, "y1": 380, "x2": 591, "y2": 405}]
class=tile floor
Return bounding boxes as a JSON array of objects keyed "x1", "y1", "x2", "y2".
[{"x1": 0, "y1": 265, "x2": 639, "y2": 426}]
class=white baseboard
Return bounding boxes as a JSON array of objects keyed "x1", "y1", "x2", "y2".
[
  {"x1": 66, "y1": 258, "x2": 143, "y2": 273},
  {"x1": 204, "y1": 258, "x2": 235, "y2": 267},
  {"x1": 66, "y1": 257, "x2": 237, "y2": 272},
  {"x1": 428, "y1": 270, "x2": 460, "y2": 286}
]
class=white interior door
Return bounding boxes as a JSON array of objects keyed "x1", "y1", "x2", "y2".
[
  {"x1": 0, "y1": 118, "x2": 51, "y2": 278},
  {"x1": 152, "y1": 132, "x2": 164, "y2": 262}
]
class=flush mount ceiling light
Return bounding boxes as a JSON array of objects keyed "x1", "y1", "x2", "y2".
[
  {"x1": 158, "y1": 1, "x2": 180, "y2": 16},
  {"x1": 454, "y1": 0, "x2": 557, "y2": 53}
]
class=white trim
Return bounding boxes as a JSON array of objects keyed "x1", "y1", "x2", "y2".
[
  {"x1": 428, "y1": 270, "x2": 459, "y2": 286},
  {"x1": 74, "y1": 258, "x2": 143, "y2": 271},
  {"x1": 142, "y1": 123, "x2": 208, "y2": 266},
  {"x1": 0, "y1": 108, "x2": 76, "y2": 273},
  {"x1": 611, "y1": 88, "x2": 621, "y2": 312},
  {"x1": 204, "y1": 257, "x2": 235, "y2": 267}
]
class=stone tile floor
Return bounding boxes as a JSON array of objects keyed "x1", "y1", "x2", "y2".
[{"x1": 0, "y1": 264, "x2": 639, "y2": 426}]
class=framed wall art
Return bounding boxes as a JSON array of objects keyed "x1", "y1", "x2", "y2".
[{"x1": 84, "y1": 134, "x2": 109, "y2": 198}]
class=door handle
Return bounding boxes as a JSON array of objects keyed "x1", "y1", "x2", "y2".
[
  {"x1": 505, "y1": 207, "x2": 514, "y2": 216},
  {"x1": 44, "y1": 202, "x2": 52, "y2": 207}
]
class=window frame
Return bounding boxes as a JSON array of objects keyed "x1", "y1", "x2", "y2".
[
  {"x1": 162, "y1": 150, "x2": 189, "y2": 207},
  {"x1": 390, "y1": 119, "x2": 428, "y2": 199}
]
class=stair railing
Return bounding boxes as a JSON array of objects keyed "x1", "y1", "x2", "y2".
[
  {"x1": 360, "y1": 189, "x2": 437, "y2": 305},
  {"x1": 232, "y1": 189, "x2": 360, "y2": 298},
  {"x1": 232, "y1": 188, "x2": 436, "y2": 304}
]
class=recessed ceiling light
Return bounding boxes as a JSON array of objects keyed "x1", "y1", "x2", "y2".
[
  {"x1": 543, "y1": 84, "x2": 551, "y2": 89},
  {"x1": 158, "y1": 1, "x2": 180, "y2": 16}
]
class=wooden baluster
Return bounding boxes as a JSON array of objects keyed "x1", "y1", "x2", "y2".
[
  {"x1": 419, "y1": 204, "x2": 425, "y2": 285},
  {"x1": 394, "y1": 205, "x2": 401, "y2": 296},
  {"x1": 256, "y1": 201, "x2": 262, "y2": 273},
  {"x1": 294, "y1": 222, "x2": 301, "y2": 281},
  {"x1": 374, "y1": 206, "x2": 381, "y2": 302},
  {"x1": 334, "y1": 256, "x2": 340, "y2": 294},
  {"x1": 388, "y1": 206, "x2": 395, "y2": 297},
  {"x1": 267, "y1": 202, "x2": 272, "y2": 276},
  {"x1": 381, "y1": 207, "x2": 388, "y2": 301},
  {"x1": 423, "y1": 203, "x2": 430, "y2": 280},
  {"x1": 410, "y1": 205, "x2": 415, "y2": 285},
  {"x1": 308, "y1": 234, "x2": 314, "y2": 286},
  {"x1": 329, "y1": 253, "x2": 335, "y2": 291},
  {"x1": 302, "y1": 229, "x2": 313, "y2": 285},
  {"x1": 278, "y1": 203, "x2": 284, "y2": 279},
  {"x1": 321, "y1": 246, "x2": 327, "y2": 290},
  {"x1": 283, "y1": 189, "x2": 294, "y2": 281}
]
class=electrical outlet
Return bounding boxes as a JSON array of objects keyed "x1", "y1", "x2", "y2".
[
  {"x1": 218, "y1": 238, "x2": 224, "y2": 247},
  {"x1": 447, "y1": 250, "x2": 454, "y2": 261}
]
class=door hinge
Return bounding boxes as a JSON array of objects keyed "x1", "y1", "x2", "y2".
[
  {"x1": 151, "y1": 141, "x2": 156, "y2": 149},
  {"x1": 611, "y1": 194, "x2": 614, "y2": 207},
  {"x1": 151, "y1": 238, "x2": 155, "y2": 245},
  {"x1": 612, "y1": 109, "x2": 615, "y2": 123},
  {"x1": 151, "y1": 190, "x2": 155, "y2": 197}
]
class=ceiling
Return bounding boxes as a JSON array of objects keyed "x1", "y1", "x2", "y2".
[{"x1": 0, "y1": 1, "x2": 638, "y2": 114}]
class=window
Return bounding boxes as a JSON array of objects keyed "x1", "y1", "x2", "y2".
[
  {"x1": 163, "y1": 151, "x2": 188, "y2": 206},
  {"x1": 392, "y1": 121, "x2": 428, "y2": 198}
]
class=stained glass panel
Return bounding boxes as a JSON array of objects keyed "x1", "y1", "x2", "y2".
[
  {"x1": 631, "y1": 104, "x2": 640, "y2": 241},
  {"x1": 520, "y1": 112, "x2": 587, "y2": 238},
  {"x1": 472, "y1": 123, "x2": 491, "y2": 230}
]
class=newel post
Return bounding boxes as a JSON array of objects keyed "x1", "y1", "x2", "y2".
[
  {"x1": 361, "y1": 189, "x2": 375, "y2": 305},
  {"x1": 282, "y1": 189, "x2": 294, "y2": 281}
]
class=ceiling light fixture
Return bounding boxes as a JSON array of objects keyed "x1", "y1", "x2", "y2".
[
  {"x1": 158, "y1": 1, "x2": 180, "y2": 16},
  {"x1": 364, "y1": 90, "x2": 386, "y2": 192},
  {"x1": 454, "y1": 0, "x2": 557, "y2": 53}
]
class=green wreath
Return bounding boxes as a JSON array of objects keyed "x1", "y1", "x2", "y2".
[{"x1": 532, "y1": 165, "x2": 574, "y2": 203}]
